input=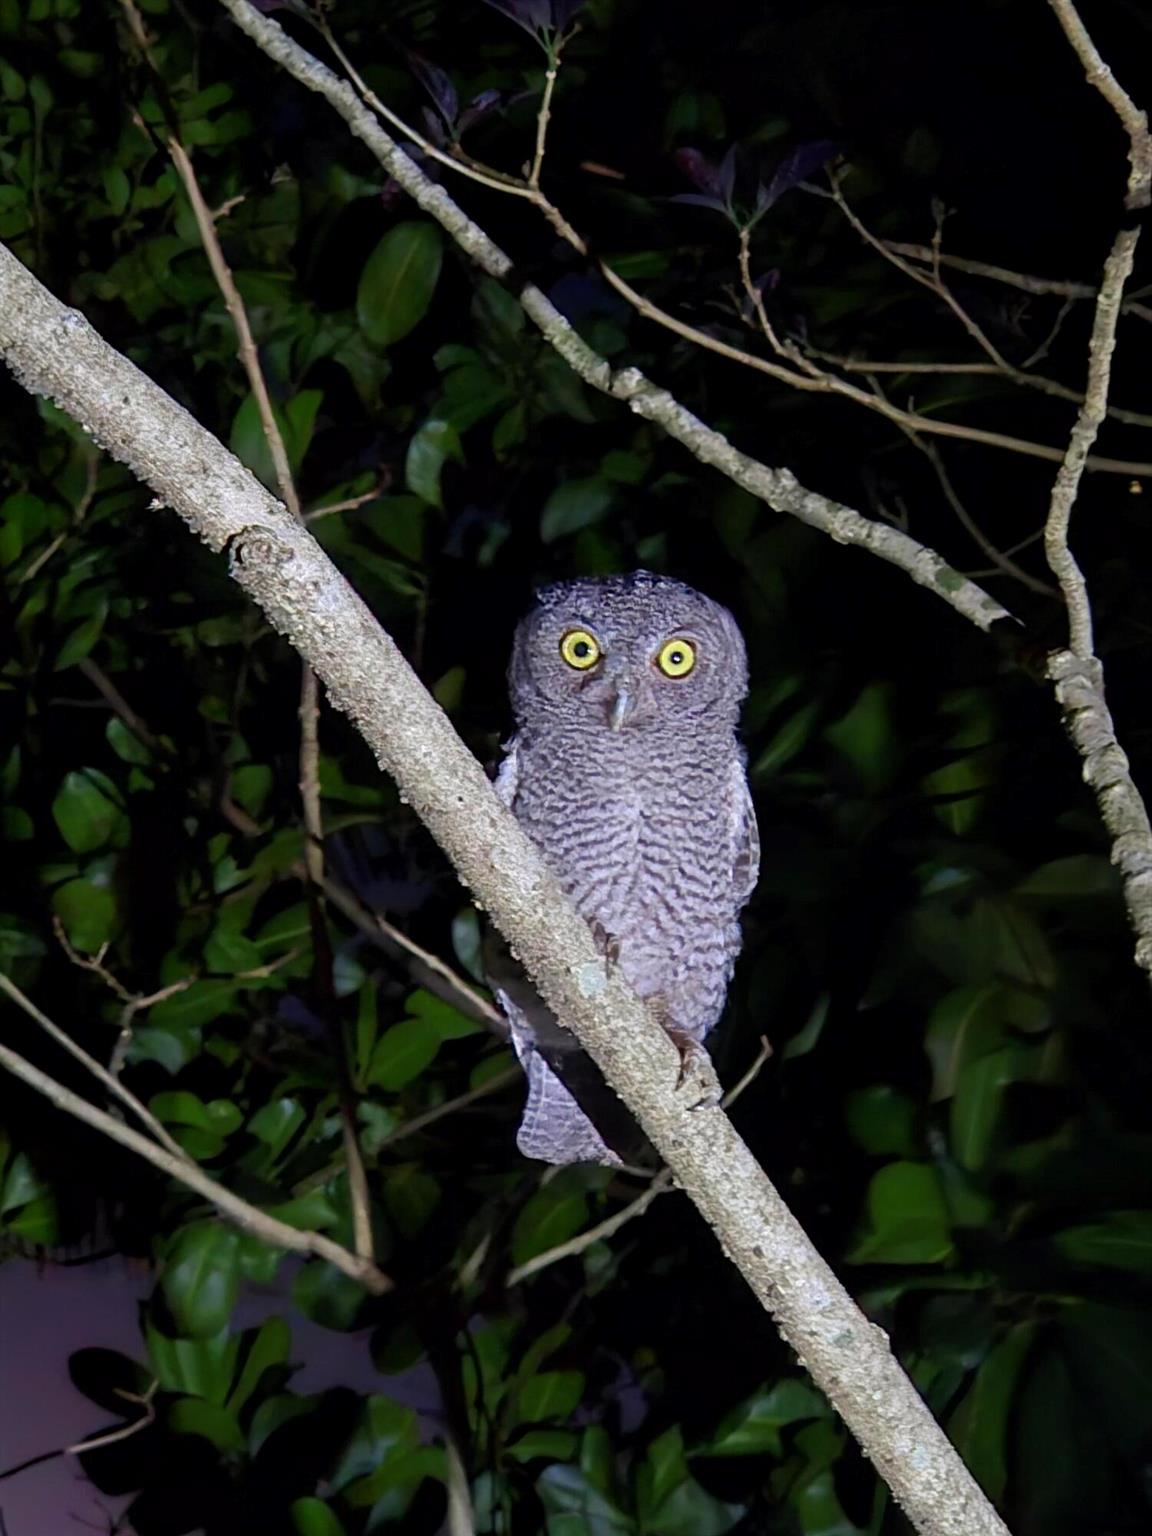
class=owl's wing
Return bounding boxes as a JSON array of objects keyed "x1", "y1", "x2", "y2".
[
  {"x1": 731, "y1": 761, "x2": 760, "y2": 910},
  {"x1": 493, "y1": 736, "x2": 520, "y2": 810},
  {"x1": 488, "y1": 736, "x2": 627, "y2": 1166}
]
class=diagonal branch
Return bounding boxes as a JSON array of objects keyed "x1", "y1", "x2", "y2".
[
  {"x1": 1042, "y1": 0, "x2": 1152, "y2": 978},
  {"x1": 0, "y1": 1019, "x2": 391, "y2": 1293},
  {"x1": 0, "y1": 231, "x2": 1008, "y2": 1536},
  {"x1": 214, "y1": 0, "x2": 1010, "y2": 634}
]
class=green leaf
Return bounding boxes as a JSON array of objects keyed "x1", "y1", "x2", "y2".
[
  {"x1": 949, "y1": 1324, "x2": 1034, "y2": 1502},
  {"x1": 751, "y1": 701, "x2": 821, "y2": 778},
  {"x1": 357, "y1": 222, "x2": 443, "y2": 346},
  {"x1": 516, "y1": 1370, "x2": 584, "y2": 1424},
  {"x1": 1055, "y1": 1211, "x2": 1152, "y2": 1271},
  {"x1": 950, "y1": 1047, "x2": 1019, "y2": 1171},
  {"x1": 150, "y1": 1091, "x2": 217, "y2": 1130},
  {"x1": 406, "y1": 988, "x2": 484, "y2": 1040},
  {"x1": 229, "y1": 390, "x2": 323, "y2": 489},
  {"x1": 54, "y1": 596, "x2": 108, "y2": 670},
  {"x1": 162, "y1": 1222, "x2": 241, "y2": 1337},
  {"x1": 512, "y1": 1179, "x2": 590, "y2": 1267},
  {"x1": 405, "y1": 418, "x2": 463, "y2": 508},
  {"x1": 537, "y1": 1465, "x2": 636, "y2": 1535},
  {"x1": 249, "y1": 1096, "x2": 306, "y2": 1160},
  {"x1": 52, "y1": 769, "x2": 123, "y2": 852},
  {"x1": 844, "y1": 1086, "x2": 918, "y2": 1156},
  {"x1": 146, "y1": 1324, "x2": 239, "y2": 1406},
  {"x1": 698, "y1": 1379, "x2": 827, "y2": 1457},
  {"x1": 637, "y1": 1428, "x2": 744, "y2": 1536},
  {"x1": 923, "y1": 984, "x2": 1005, "y2": 1102},
  {"x1": 106, "y1": 716, "x2": 152, "y2": 765},
  {"x1": 849, "y1": 1161, "x2": 954, "y2": 1265},
  {"x1": 507, "y1": 1428, "x2": 580, "y2": 1462},
  {"x1": 52, "y1": 877, "x2": 117, "y2": 952},
  {"x1": 293, "y1": 1259, "x2": 367, "y2": 1331},
  {"x1": 383, "y1": 1163, "x2": 440, "y2": 1237},
  {"x1": 540, "y1": 478, "x2": 614, "y2": 543},
  {"x1": 291, "y1": 1497, "x2": 348, "y2": 1536},
  {"x1": 823, "y1": 684, "x2": 895, "y2": 791},
  {"x1": 167, "y1": 1397, "x2": 245, "y2": 1454},
  {"x1": 366, "y1": 1018, "x2": 440, "y2": 1090},
  {"x1": 1015, "y1": 855, "x2": 1118, "y2": 900}
]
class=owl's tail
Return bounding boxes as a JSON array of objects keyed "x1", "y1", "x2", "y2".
[{"x1": 518, "y1": 1047, "x2": 623, "y2": 1167}]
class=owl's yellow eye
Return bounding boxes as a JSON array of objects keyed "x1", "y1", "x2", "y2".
[
  {"x1": 560, "y1": 628, "x2": 601, "y2": 670},
  {"x1": 656, "y1": 637, "x2": 697, "y2": 678}
]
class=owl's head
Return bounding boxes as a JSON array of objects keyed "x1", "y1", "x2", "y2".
[{"x1": 509, "y1": 571, "x2": 748, "y2": 734}]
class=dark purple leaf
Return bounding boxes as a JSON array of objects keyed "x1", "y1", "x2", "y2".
[
  {"x1": 480, "y1": 0, "x2": 553, "y2": 34},
  {"x1": 457, "y1": 88, "x2": 503, "y2": 136},
  {"x1": 419, "y1": 105, "x2": 449, "y2": 148},
  {"x1": 756, "y1": 139, "x2": 838, "y2": 214},
  {"x1": 250, "y1": 0, "x2": 311, "y2": 13},
  {"x1": 406, "y1": 51, "x2": 458, "y2": 130},
  {"x1": 673, "y1": 144, "x2": 737, "y2": 206},
  {"x1": 668, "y1": 193, "x2": 731, "y2": 213},
  {"x1": 550, "y1": 0, "x2": 587, "y2": 26}
]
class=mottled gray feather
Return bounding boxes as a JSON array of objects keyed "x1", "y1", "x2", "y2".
[{"x1": 489, "y1": 571, "x2": 758, "y2": 1164}]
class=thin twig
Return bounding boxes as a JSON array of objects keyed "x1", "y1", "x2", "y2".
[
  {"x1": 0, "y1": 1030, "x2": 392, "y2": 1292},
  {"x1": 377, "y1": 1065, "x2": 520, "y2": 1147},
  {"x1": 528, "y1": 41, "x2": 563, "y2": 189},
  {"x1": 320, "y1": 13, "x2": 1152, "y2": 477},
  {"x1": 77, "y1": 657, "x2": 163, "y2": 754},
  {"x1": 18, "y1": 450, "x2": 99, "y2": 587},
  {"x1": 507, "y1": 1169, "x2": 675, "y2": 1285},
  {"x1": 153, "y1": 69, "x2": 375, "y2": 1261},
  {"x1": 214, "y1": 0, "x2": 1013, "y2": 640},
  {"x1": 832, "y1": 176, "x2": 1152, "y2": 429},
  {"x1": 303, "y1": 480, "x2": 386, "y2": 521},
  {"x1": 109, "y1": 975, "x2": 198, "y2": 1077},
  {"x1": 316, "y1": 869, "x2": 507, "y2": 1033},
  {"x1": 910, "y1": 436, "x2": 1058, "y2": 597},
  {"x1": 0, "y1": 969, "x2": 189, "y2": 1163},
  {"x1": 507, "y1": 1038, "x2": 773, "y2": 1285},
  {"x1": 66, "y1": 1383, "x2": 158, "y2": 1457}
]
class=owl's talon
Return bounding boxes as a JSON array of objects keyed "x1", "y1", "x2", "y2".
[
  {"x1": 589, "y1": 919, "x2": 621, "y2": 974},
  {"x1": 664, "y1": 1026, "x2": 721, "y2": 1109}
]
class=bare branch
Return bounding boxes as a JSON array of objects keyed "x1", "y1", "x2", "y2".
[
  {"x1": 0, "y1": 1025, "x2": 392, "y2": 1292},
  {"x1": 832, "y1": 176, "x2": 1152, "y2": 430},
  {"x1": 0, "y1": 969, "x2": 189, "y2": 1163},
  {"x1": 210, "y1": 2, "x2": 1010, "y2": 634},
  {"x1": 314, "y1": 869, "x2": 507, "y2": 1034},
  {"x1": 149, "y1": 61, "x2": 375, "y2": 1262},
  {"x1": 1047, "y1": 0, "x2": 1152, "y2": 208},
  {"x1": 507, "y1": 1169, "x2": 676, "y2": 1285},
  {"x1": 1040, "y1": 0, "x2": 1152, "y2": 977}
]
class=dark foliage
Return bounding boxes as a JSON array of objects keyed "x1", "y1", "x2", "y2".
[{"x1": 1, "y1": 0, "x2": 1152, "y2": 1533}]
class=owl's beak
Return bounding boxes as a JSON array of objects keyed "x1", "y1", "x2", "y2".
[{"x1": 608, "y1": 684, "x2": 636, "y2": 730}]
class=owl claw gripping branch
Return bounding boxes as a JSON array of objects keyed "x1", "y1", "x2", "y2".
[{"x1": 488, "y1": 571, "x2": 760, "y2": 1166}]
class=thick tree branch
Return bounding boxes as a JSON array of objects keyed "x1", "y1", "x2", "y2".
[
  {"x1": 215, "y1": 0, "x2": 1010, "y2": 634},
  {"x1": 0, "y1": 241, "x2": 1008, "y2": 1535}
]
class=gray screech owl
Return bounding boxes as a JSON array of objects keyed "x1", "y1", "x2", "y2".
[{"x1": 490, "y1": 571, "x2": 759, "y2": 1165}]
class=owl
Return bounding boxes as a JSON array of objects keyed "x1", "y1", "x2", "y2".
[{"x1": 490, "y1": 570, "x2": 759, "y2": 1165}]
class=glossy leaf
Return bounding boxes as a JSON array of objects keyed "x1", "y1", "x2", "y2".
[
  {"x1": 162, "y1": 1222, "x2": 242, "y2": 1338},
  {"x1": 357, "y1": 222, "x2": 443, "y2": 347},
  {"x1": 52, "y1": 768, "x2": 123, "y2": 852}
]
